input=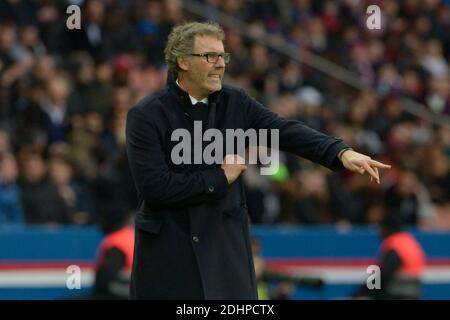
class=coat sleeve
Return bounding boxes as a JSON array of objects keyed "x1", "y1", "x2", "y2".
[
  {"x1": 126, "y1": 107, "x2": 228, "y2": 208},
  {"x1": 242, "y1": 90, "x2": 349, "y2": 171}
]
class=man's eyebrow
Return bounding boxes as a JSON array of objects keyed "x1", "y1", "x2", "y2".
[{"x1": 205, "y1": 52, "x2": 227, "y2": 55}]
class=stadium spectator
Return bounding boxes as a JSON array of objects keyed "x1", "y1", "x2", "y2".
[
  {"x1": 48, "y1": 155, "x2": 94, "y2": 225},
  {"x1": 19, "y1": 152, "x2": 70, "y2": 225},
  {"x1": 0, "y1": 152, "x2": 24, "y2": 226}
]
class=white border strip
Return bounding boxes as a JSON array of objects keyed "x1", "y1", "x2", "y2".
[
  {"x1": 0, "y1": 269, "x2": 95, "y2": 288},
  {"x1": 279, "y1": 266, "x2": 450, "y2": 284},
  {"x1": 0, "y1": 267, "x2": 449, "y2": 287}
]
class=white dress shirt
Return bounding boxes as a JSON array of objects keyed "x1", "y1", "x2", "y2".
[{"x1": 176, "y1": 79, "x2": 208, "y2": 105}]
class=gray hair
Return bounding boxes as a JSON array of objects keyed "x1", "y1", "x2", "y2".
[{"x1": 164, "y1": 21, "x2": 225, "y2": 79}]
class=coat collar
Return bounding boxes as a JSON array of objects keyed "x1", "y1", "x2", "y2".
[
  {"x1": 175, "y1": 78, "x2": 208, "y2": 105},
  {"x1": 166, "y1": 72, "x2": 222, "y2": 107},
  {"x1": 166, "y1": 72, "x2": 219, "y2": 130}
]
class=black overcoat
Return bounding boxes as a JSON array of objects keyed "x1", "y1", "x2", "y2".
[{"x1": 126, "y1": 77, "x2": 349, "y2": 299}]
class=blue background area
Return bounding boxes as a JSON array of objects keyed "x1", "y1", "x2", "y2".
[
  {"x1": 0, "y1": 226, "x2": 102, "y2": 261},
  {"x1": 0, "y1": 225, "x2": 449, "y2": 299}
]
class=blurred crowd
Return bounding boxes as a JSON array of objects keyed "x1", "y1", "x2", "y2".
[{"x1": 0, "y1": 0, "x2": 449, "y2": 230}]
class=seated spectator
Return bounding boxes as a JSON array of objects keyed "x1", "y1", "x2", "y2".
[
  {"x1": 0, "y1": 152, "x2": 24, "y2": 226},
  {"x1": 48, "y1": 155, "x2": 94, "y2": 225},
  {"x1": 39, "y1": 75, "x2": 74, "y2": 143},
  {"x1": 385, "y1": 169, "x2": 424, "y2": 226},
  {"x1": 18, "y1": 152, "x2": 69, "y2": 225}
]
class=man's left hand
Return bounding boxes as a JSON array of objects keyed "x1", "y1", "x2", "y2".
[{"x1": 339, "y1": 150, "x2": 391, "y2": 184}]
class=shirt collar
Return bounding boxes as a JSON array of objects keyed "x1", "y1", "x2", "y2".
[{"x1": 176, "y1": 79, "x2": 208, "y2": 105}]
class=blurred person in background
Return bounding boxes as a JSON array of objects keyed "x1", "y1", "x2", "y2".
[
  {"x1": 0, "y1": 129, "x2": 12, "y2": 154},
  {"x1": 39, "y1": 74, "x2": 75, "y2": 143},
  {"x1": 18, "y1": 23, "x2": 46, "y2": 56},
  {"x1": 384, "y1": 168, "x2": 426, "y2": 226},
  {"x1": 61, "y1": 0, "x2": 109, "y2": 62},
  {"x1": 0, "y1": 22, "x2": 24, "y2": 69},
  {"x1": 252, "y1": 237, "x2": 324, "y2": 300},
  {"x1": 252, "y1": 237, "x2": 294, "y2": 300},
  {"x1": 69, "y1": 53, "x2": 98, "y2": 116},
  {"x1": 48, "y1": 155, "x2": 93, "y2": 225},
  {"x1": 352, "y1": 211, "x2": 426, "y2": 300},
  {"x1": 18, "y1": 151, "x2": 69, "y2": 225},
  {"x1": 0, "y1": 152, "x2": 24, "y2": 226},
  {"x1": 91, "y1": 202, "x2": 134, "y2": 300}
]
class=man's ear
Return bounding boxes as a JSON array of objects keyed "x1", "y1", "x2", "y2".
[{"x1": 177, "y1": 56, "x2": 189, "y2": 72}]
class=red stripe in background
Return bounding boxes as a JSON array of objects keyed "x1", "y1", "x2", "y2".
[
  {"x1": 0, "y1": 258, "x2": 449, "y2": 271},
  {"x1": 0, "y1": 261, "x2": 95, "y2": 270},
  {"x1": 266, "y1": 258, "x2": 376, "y2": 268},
  {"x1": 265, "y1": 257, "x2": 450, "y2": 268}
]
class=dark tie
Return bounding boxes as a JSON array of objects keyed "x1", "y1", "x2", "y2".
[
  {"x1": 194, "y1": 102, "x2": 208, "y2": 108},
  {"x1": 190, "y1": 102, "x2": 209, "y2": 123}
]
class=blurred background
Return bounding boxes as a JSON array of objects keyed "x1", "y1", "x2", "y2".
[{"x1": 0, "y1": 0, "x2": 449, "y2": 299}]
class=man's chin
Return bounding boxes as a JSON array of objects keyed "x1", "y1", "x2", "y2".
[{"x1": 206, "y1": 83, "x2": 222, "y2": 92}]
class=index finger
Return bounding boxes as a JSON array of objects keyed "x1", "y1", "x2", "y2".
[{"x1": 369, "y1": 160, "x2": 391, "y2": 168}]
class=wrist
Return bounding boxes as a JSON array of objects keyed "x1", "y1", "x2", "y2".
[{"x1": 338, "y1": 148, "x2": 353, "y2": 161}]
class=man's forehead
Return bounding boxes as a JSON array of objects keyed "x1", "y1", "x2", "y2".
[{"x1": 193, "y1": 35, "x2": 224, "y2": 52}]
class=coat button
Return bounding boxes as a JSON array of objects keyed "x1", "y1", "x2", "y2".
[
  {"x1": 192, "y1": 236, "x2": 200, "y2": 243},
  {"x1": 208, "y1": 186, "x2": 214, "y2": 193}
]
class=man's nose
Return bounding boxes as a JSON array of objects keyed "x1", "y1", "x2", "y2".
[{"x1": 215, "y1": 56, "x2": 226, "y2": 68}]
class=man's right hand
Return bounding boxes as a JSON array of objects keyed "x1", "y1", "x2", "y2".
[{"x1": 221, "y1": 154, "x2": 247, "y2": 184}]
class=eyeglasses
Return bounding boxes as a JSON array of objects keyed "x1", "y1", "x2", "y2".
[{"x1": 188, "y1": 52, "x2": 231, "y2": 64}]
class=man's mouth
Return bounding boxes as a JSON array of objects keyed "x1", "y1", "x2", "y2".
[{"x1": 208, "y1": 74, "x2": 221, "y2": 79}]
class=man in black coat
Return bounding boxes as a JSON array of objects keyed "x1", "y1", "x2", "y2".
[{"x1": 126, "y1": 22, "x2": 390, "y2": 300}]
